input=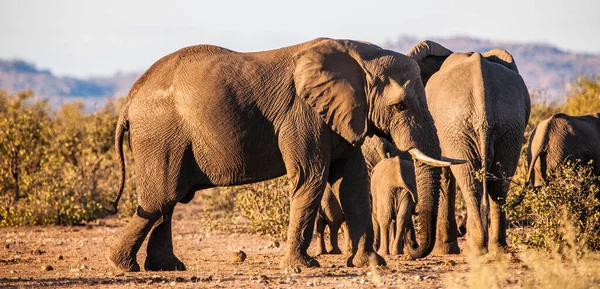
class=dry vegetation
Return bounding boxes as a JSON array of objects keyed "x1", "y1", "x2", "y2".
[{"x1": 1, "y1": 76, "x2": 600, "y2": 288}]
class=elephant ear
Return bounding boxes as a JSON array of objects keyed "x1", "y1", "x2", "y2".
[
  {"x1": 294, "y1": 39, "x2": 370, "y2": 146},
  {"x1": 397, "y1": 158, "x2": 418, "y2": 204},
  {"x1": 406, "y1": 40, "x2": 453, "y2": 86},
  {"x1": 482, "y1": 49, "x2": 519, "y2": 73}
]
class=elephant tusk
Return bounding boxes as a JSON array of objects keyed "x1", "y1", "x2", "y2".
[
  {"x1": 441, "y1": 156, "x2": 468, "y2": 165},
  {"x1": 409, "y1": 148, "x2": 466, "y2": 167}
]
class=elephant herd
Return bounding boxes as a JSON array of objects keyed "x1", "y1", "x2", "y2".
[{"x1": 106, "y1": 37, "x2": 597, "y2": 273}]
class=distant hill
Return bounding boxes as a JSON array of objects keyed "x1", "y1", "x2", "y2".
[
  {"x1": 0, "y1": 59, "x2": 139, "y2": 109},
  {"x1": 1, "y1": 36, "x2": 599, "y2": 107},
  {"x1": 384, "y1": 36, "x2": 600, "y2": 102}
]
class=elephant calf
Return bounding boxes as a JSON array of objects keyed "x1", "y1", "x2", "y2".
[
  {"x1": 371, "y1": 156, "x2": 419, "y2": 255},
  {"x1": 315, "y1": 135, "x2": 417, "y2": 255},
  {"x1": 527, "y1": 113, "x2": 600, "y2": 186}
]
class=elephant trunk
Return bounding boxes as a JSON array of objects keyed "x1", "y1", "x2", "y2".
[
  {"x1": 392, "y1": 125, "x2": 442, "y2": 259},
  {"x1": 408, "y1": 149, "x2": 442, "y2": 259}
]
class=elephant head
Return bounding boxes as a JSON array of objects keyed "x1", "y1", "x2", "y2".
[
  {"x1": 407, "y1": 40, "x2": 519, "y2": 86},
  {"x1": 293, "y1": 38, "x2": 462, "y2": 258}
]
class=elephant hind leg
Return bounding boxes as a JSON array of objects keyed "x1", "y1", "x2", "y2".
[
  {"x1": 327, "y1": 223, "x2": 342, "y2": 254},
  {"x1": 315, "y1": 215, "x2": 328, "y2": 255},
  {"x1": 144, "y1": 206, "x2": 186, "y2": 271},
  {"x1": 433, "y1": 167, "x2": 460, "y2": 255},
  {"x1": 107, "y1": 208, "x2": 159, "y2": 272},
  {"x1": 487, "y1": 138, "x2": 521, "y2": 253}
]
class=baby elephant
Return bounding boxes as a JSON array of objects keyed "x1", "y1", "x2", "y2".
[{"x1": 371, "y1": 156, "x2": 418, "y2": 255}]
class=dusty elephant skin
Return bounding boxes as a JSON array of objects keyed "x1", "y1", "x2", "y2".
[
  {"x1": 107, "y1": 38, "x2": 453, "y2": 272},
  {"x1": 527, "y1": 113, "x2": 600, "y2": 187},
  {"x1": 371, "y1": 156, "x2": 419, "y2": 256},
  {"x1": 407, "y1": 41, "x2": 531, "y2": 255}
]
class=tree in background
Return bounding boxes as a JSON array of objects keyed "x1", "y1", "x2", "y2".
[{"x1": 566, "y1": 75, "x2": 600, "y2": 116}]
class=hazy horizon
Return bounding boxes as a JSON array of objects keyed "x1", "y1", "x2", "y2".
[{"x1": 1, "y1": 0, "x2": 598, "y2": 77}]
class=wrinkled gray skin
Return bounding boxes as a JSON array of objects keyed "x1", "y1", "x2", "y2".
[
  {"x1": 527, "y1": 113, "x2": 600, "y2": 187},
  {"x1": 315, "y1": 135, "x2": 411, "y2": 255},
  {"x1": 315, "y1": 185, "x2": 349, "y2": 254},
  {"x1": 371, "y1": 156, "x2": 419, "y2": 256},
  {"x1": 408, "y1": 41, "x2": 531, "y2": 254},
  {"x1": 108, "y1": 38, "x2": 451, "y2": 272}
]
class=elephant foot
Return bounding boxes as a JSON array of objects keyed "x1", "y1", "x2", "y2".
[
  {"x1": 106, "y1": 248, "x2": 140, "y2": 272},
  {"x1": 390, "y1": 248, "x2": 403, "y2": 255},
  {"x1": 280, "y1": 252, "x2": 320, "y2": 268},
  {"x1": 488, "y1": 243, "x2": 508, "y2": 254},
  {"x1": 432, "y1": 241, "x2": 461, "y2": 255},
  {"x1": 376, "y1": 249, "x2": 389, "y2": 257},
  {"x1": 144, "y1": 255, "x2": 186, "y2": 271},
  {"x1": 348, "y1": 251, "x2": 386, "y2": 267},
  {"x1": 328, "y1": 248, "x2": 342, "y2": 255}
]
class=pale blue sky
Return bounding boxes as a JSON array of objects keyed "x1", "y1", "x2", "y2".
[{"x1": 1, "y1": 0, "x2": 598, "y2": 77}]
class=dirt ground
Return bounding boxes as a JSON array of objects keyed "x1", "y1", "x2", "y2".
[{"x1": 1, "y1": 196, "x2": 598, "y2": 288}]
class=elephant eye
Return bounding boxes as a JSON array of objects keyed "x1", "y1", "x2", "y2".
[{"x1": 394, "y1": 101, "x2": 407, "y2": 111}]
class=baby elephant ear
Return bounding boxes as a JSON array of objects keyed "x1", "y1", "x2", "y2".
[
  {"x1": 397, "y1": 158, "x2": 418, "y2": 204},
  {"x1": 294, "y1": 39, "x2": 368, "y2": 146}
]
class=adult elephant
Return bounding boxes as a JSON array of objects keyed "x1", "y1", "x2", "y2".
[
  {"x1": 407, "y1": 41, "x2": 530, "y2": 254},
  {"x1": 527, "y1": 113, "x2": 600, "y2": 187},
  {"x1": 108, "y1": 38, "x2": 460, "y2": 272}
]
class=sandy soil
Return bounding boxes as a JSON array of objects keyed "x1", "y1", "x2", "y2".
[{"x1": 0, "y1": 197, "x2": 597, "y2": 288}]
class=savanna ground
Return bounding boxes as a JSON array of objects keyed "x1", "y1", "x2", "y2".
[
  {"x1": 2, "y1": 77, "x2": 600, "y2": 288},
  {"x1": 1, "y1": 189, "x2": 599, "y2": 289}
]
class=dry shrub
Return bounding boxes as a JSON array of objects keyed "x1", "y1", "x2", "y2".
[
  {"x1": 225, "y1": 177, "x2": 291, "y2": 239},
  {"x1": 509, "y1": 161, "x2": 600, "y2": 254},
  {"x1": 0, "y1": 90, "x2": 137, "y2": 226}
]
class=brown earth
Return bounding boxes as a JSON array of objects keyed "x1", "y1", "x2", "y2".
[{"x1": 0, "y1": 197, "x2": 598, "y2": 288}]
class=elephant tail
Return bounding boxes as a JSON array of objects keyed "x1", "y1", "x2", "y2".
[
  {"x1": 479, "y1": 128, "x2": 490, "y2": 235},
  {"x1": 109, "y1": 109, "x2": 130, "y2": 215}
]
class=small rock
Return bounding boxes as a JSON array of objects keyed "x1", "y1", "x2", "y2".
[
  {"x1": 42, "y1": 265, "x2": 53, "y2": 271},
  {"x1": 175, "y1": 277, "x2": 185, "y2": 282},
  {"x1": 258, "y1": 275, "x2": 269, "y2": 284},
  {"x1": 80, "y1": 264, "x2": 88, "y2": 270},
  {"x1": 32, "y1": 249, "x2": 45, "y2": 255},
  {"x1": 57, "y1": 255, "x2": 64, "y2": 261},
  {"x1": 268, "y1": 241, "x2": 280, "y2": 248},
  {"x1": 284, "y1": 265, "x2": 302, "y2": 274},
  {"x1": 4, "y1": 244, "x2": 9, "y2": 249},
  {"x1": 201, "y1": 275, "x2": 213, "y2": 282},
  {"x1": 330, "y1": 264, "x2": 337, "y2": 268},
  {"x1": 414, "y1": 275, "x2": 423, "y2": 281},
  {"x1": 231, "y1": 250, "x2": 247, "y2": 262},
  {"x1": 190, "y1": 276, "x2": 198, "y2": 282},
  {"x1": 115, "y1": 272, "x2": 124, "y2": 277},
  {"x1": 81, "y1": 257, "x2": 88, "y2": 261},
  {"x1": 9, "y1": 270, "x2": 16, "y2": 274},
  {"x1": 169, "y1": 281, "x2": 176, "y2": 286},
  {"x1": 306, "y1": 281, "x2": 313, "y2": 286},
  {"x1": 443, "y1": 260, "x2": 456, "y2": 267}
]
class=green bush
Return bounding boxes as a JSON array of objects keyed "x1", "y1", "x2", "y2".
[
  {"x1": 0, "y1": 90, "x2": 137, "y2": 226},
  {"x1": 509, "y1": 161, "x2": 600, "y2": 254}
]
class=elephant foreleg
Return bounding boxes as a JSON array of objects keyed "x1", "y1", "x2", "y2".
[
  {"x1": 107, "y1": 208, "x2": 159, "y2": 272},
  {"x1": 330, "y1": 151, "x2": 386, "y2": 267},
  {"x1": 433, "y1": 167, "x2": 460, "y2": 254},
  {"x1": 144, "y1": 207, "x2": 186, "y2": 271}
]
